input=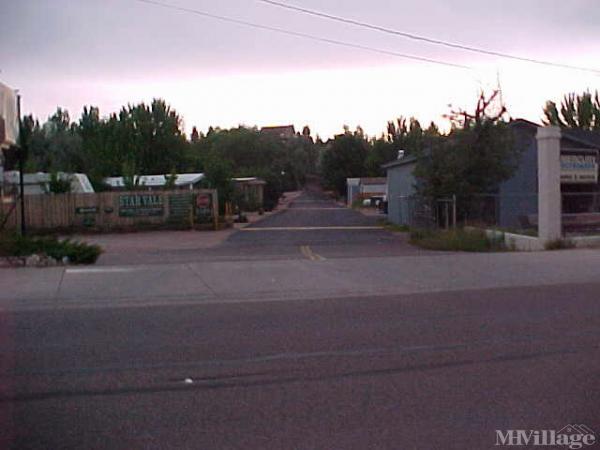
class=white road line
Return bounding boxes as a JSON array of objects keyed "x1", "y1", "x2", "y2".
[
  {"x1": 65, "y1": 267, "x2": 139, "y2": 274},
  {"x1": 242, "y1": 226, "x2": 383, "y2": 231}
]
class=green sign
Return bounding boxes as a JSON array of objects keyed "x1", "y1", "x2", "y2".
[{"x1": 119, "y1": 194, "x2": 164, "y2": 217}]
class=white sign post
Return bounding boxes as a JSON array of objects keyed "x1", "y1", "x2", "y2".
[{"x1": 537, "y1": 127, "x2": 562, "y2": 243}]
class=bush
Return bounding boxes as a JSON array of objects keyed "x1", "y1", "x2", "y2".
[
  {"x1": 388, "y1": 223, "x2": 410, "y2": 233},
  {"x1": 544, "y1": 238, "x2": 575, "y2": 251},
  {"x1": 0, "y1": 233, "x2": 102, "y2": 264},
  {"x1": 409, "y1": 228, "x2": 435, "y2": 241},
  {"x1": 410, "y1": 228, "x2": 505, "y2": 252},
  {"x1": 379, "y1": 220, "x2": 410, "y2": 232},
  {"x1": 47, "y1": 172, "x2": 72, "y2": 194}
]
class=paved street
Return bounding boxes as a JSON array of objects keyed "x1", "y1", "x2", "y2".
[
  {"x1": 1, "y1": 189, "x2": 600, "y2": 449},
  {"x1": 84, "y1": 189, "x2": 423, "y2": 266}
]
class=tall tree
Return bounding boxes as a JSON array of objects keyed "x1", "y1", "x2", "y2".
[
  {"x1": 191, "y1": 126, "x2": 200, "y2": 143},
  {"x1": 320, "y1": 129, "x2": 370, "y2": 196},
  {"x1": 201, "y1": 150, "x2": 234, "y2": 214},
  {"x1": 414, "y1": 90, "x2": 517, "y2": 199},
  {"x1": 28, "y1": 108, "x2": 83, "y2": 172},
  {"x1": 543, "y1": 91, "x2": 600, "y2": 130}
]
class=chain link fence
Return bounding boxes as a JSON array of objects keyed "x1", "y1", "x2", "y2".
[
  {"x1": 395, "y1": 191, "x2": 600, "y2": 237},
  {"x1": 395, "y1": 193, "x2": 539, "y2": 235}
]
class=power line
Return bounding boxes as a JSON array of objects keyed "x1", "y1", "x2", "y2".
[
  {"x1": 258, "y1": 0, "x2": 600, "y2": 75},
  {"x1": 132, "y1": 0, "x2": 470, "y2": 70}
]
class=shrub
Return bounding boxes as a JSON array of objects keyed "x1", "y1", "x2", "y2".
[
  {"x1": 544, "y1": 238, "x2": 575, "y2": 251},
  {"x1": 351, "y1": 198, "x2": 364, "y2": 209},
  {"x1": 0, "y1": 233, "x2": 102, "y2": 264},
  {"x1": 47, "y1": 172, "x2": 72, "y2": 194},
  {"x1": 410, "y1": 228, "x2": 505, "y2": 252},
  {"x1": 383, "y1": 222, "x2": 410, "y2": 233},
  {"x1": 409, "y1": 228, "x2": 435, "y2": 241}
]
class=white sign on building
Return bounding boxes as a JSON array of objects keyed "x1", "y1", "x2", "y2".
[{"x1": 560, "y1": 152, "x2": 599, "y2": 184}]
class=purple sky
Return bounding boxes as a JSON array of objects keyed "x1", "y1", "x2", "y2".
[{"x1": 2, "y1": 0, "x2": 599, "y2": 138}]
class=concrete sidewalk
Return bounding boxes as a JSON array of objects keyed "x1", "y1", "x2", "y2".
[{"x1": 1, "y1": 248, "x2": 599, "y2": 312}]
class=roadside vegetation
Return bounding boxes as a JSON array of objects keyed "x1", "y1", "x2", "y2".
[
  {"x1": 378, "y1": 220, "x2": 410, "y2": 233},
  {"x1": 544, "y1": 238, "x2": 576, "y2": 251},
  {"x1": 409, "y1": 228, "x2": 506, "y2": 252},
  {"x1": 8, "y1": 102, "x2": 319, "y2": 213},
  {"x1": 0, "y1": 233, "x2": 102, "y2": 265},
  {"x1": 8, "y1": 89, "x2": 597, "y2": 216}
]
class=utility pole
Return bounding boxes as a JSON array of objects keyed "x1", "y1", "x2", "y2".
[{"x1": 16, "y1": 93, "x2": 25, "y2": 235}]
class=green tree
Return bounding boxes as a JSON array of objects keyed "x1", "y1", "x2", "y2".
[
  {"x1": 46, "y1": 172, "x2": 72, "y2": 194},
  {"x1": 543, "y1": 91, "x2": 600, "y2": 130},
  {"x1": 414, "y1": 91, "x2": 517, "y2": 199},
  {"x1": 320, "y1": 128, "x2": 370, "y2": 196},
  {"x1": 365, "y1": 138, "x2": 395, "y2": 177},
  {"x1": 118, "y1": 99, "x2": 188, "y2": 174},
  {"x1": 121, "y1": 158, "x2": 143, "y2": 191},
  {"x1": 44, "y1": 109, "x2": 83, "y2": 172},
  {"x1": 164, "y1": 169, "x2": 178, "y2": 190},
  {"x1": 190, "y1": 126, "x2": 201, "y2": 143},
  {"x1": 202, "y1": 151, "x2": 234, "y2": 214}
]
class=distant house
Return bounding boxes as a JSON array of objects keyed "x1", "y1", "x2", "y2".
[
  {"x1": 260, "y1": 125, "x2": 296, "y2": 139},
  {"x1": 346, "y1": 177, "x2": 387, "y2": 206},
  {"x1": 3, "y1": 171, "x2": 95, "y2": 195},
  {"x1": 103, "y1": 173, "x2": 205, "y2": 191}
]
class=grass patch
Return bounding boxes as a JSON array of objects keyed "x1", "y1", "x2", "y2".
[
  {"x1": 410, "y1": 228, "x2": 505, "y2": 252},
  {"x1": 351, "y1": 199, "x2": 364, "y2": 209},
  {"x1": 0, "y1": 233, "x2": 103, "y2": 264},
  {"x1": 380, "y1": 220, "x2": 410, "y2": 233},
  {"x1": 544, "y1": 238, "x2": 576, "y2": 251}
]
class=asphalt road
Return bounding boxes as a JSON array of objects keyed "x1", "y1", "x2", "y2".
[
  {"x1": 86, "y1": 189, "x2": 423, "y2": 266},
  {"x1": 3, "y1": 284, "x2": 600, "y2": 449},
  {"x1": 221, "y1": 188, "x2": 423, "y2": 260},
  {"x1": 2, "y1": 189, "x2": 600, "y2": 449}
]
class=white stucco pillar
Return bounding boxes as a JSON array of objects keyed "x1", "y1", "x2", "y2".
[{"x1": 537, "y1": 126, "x2": 562, "y2": 242}]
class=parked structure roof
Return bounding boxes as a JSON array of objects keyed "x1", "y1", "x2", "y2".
[
  {"x1": 260, "y1": 125, "x2": 296, "y2": 138},
  {"x1": 103, "y1": 173, "x2": 205, "y2": 189}
]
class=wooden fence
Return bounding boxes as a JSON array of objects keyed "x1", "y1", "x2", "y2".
[{"x1": 1, "y1": 189, "x2": 219, "y2": 232}]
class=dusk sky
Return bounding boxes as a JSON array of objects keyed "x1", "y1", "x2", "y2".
[{"x1": 2, "y1": 0, "x2": 599, "y2": 138}]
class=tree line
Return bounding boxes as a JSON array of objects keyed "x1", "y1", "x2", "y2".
[
  {"x1": 10, "y1": 99, "x2": 318, "y2": 209},
  {"x1": 320, "y1": 89, "x2": 600, "y2": 200},
  {"x1": 8, "y1": 90, "x2": 597, "y2": 207}
]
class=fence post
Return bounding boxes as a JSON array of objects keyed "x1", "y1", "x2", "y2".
[
  {"x1": 212, "y1": 190, "x2": 219, "y2": 231},
  {"x1": 190, "y1": 193, "x2": 195, "y2": 230},
  {"x1": 445, "y1": 201, "x2": 449, "y2": 229},
  {"x1": 452, "y1": 195, "x2": 457, "y2": 228}
]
